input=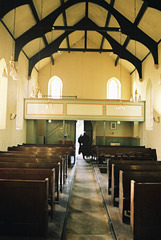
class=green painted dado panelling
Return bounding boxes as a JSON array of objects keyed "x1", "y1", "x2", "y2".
[{"x1": 96, "y1": 137, "x2": 140, "y2": 146}]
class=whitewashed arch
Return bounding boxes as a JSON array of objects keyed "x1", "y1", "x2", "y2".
[
  {"x1": 107, "y1": 77, "x2": 121, "y2": 99},
  {"x1": 48, "y1": 76, "x2": 63, "y2": 98}
]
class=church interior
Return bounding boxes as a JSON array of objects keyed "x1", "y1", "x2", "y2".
[{"x1": 0, "y1": 0, "x2": 161, "y2": 239}]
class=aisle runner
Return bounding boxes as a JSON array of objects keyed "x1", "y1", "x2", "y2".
[{"x1": 64, "y1": 158, "x2": 113, "y2": 240}]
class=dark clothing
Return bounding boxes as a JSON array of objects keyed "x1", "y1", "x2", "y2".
[{"x1": 78, "y1": 133, "x2": 92, "y2": 158}]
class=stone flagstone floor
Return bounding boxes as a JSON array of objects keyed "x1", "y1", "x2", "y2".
[{"x1": 63, "y1": 157, "x2": 113, "y2": 240}]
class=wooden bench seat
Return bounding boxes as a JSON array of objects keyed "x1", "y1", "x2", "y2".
[
  {"x1": 119, "y1": 170, "x2": 161, "y2": 223},
  {"x1": 107, "y1": 159, "x2": 157, "y2": 195},
  {"x1": 0, "y1": 151, "x2": 67, "y2": 186},
  {"x1": 0, "y1": 153, "x2": 65, "y2": 189},
  {"x1": 19, "y1": 143, "x2": 76, "y2": 165},
  {"x1": 111, "y1": 162, "x2": 161, "y2": 206},
  {"x1": 95, "y1": 146, "x2": 156, "y2": 161},
  {"x1": 6, "y1": 147, "x2": 69, "y2": 179},
  {"x1": 131, "y1": 181, "x2": 161, "y2": 240},
  {"x1": 0, "y1": 167, "x2": 55, "y2": 221},
  {"x1": 0, "y1": 178, "x2": 48, "y2": 237},
  {"x1": 0, "y1": 159, "x2": 60, "y2": 202}
]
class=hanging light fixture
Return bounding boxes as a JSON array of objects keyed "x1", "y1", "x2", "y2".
[
  {"x1": 36, "y1": 0, "x2": 43, "y2": 98},
  {"x1": 9, "y1": 8, "x2": 19, "y2": 80},
  {"x1": 130, "y1": 1, "x2": 141, "y2": 103}
]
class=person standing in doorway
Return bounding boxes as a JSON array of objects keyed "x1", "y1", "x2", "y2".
[{"x1": 78, "y1": 132, "x2": 91, "y2": 159}]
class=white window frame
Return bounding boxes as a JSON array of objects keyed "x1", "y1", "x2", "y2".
[{"x1": 107, "y1": 77, "x2": 121, "y2": 99}]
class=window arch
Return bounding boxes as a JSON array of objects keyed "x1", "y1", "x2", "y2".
[
  {"x1": 48, "y1": 76, "x2": 63, "y2": 98},
  {"x1": 107, "y1": 77, "x2": 121, "y2": 99},
  {"x1": 0, "y1": 58, "x2": 8, "y2": 129}
]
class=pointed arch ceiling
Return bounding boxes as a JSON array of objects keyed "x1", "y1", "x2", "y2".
[{"x1": 0, "y1": 0, "x2": 160, "y2": 79}]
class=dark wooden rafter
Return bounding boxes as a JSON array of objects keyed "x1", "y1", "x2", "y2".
[
  {"x1": 115, "y1": 37, "x2": 130, "y2": 66},
  {"x1": 58, "y1": 48, "x2": 113, "y2": 52},
  {"x1": 89, "y1": 18, "x2": 142, "y2": 78},
  {"x1": 84, "y1": 1, "x2": 88, "y2": 50},
  {"x1": 141, "y1": 0, "x2": 161, "y2": 11},
  {"x1": 29, "y1": 17, "x2": 142, "y2": 78},
  {"x1": 13, "y1": 0, "x2": 158, "y2": 67},
  {"x1": 29, "y1": 0, "x2": 54, "y2": 64},
  {"x1": 0, "y1": 0, "x2": 158, "y2": 78},
  {"x1": 99, "y1": 0, "x2": 115, "y2": 51},
  {"x1": 53, "y1": 26, "x2": 120, "y2": 31},
  {"x1": 115, "y1": 1, "x2": 148, "y2": 66},
  {"x1": 28, "y1": 30, "x2": 73, "y2": 76},
  {"x1": 60, "y1": 0, "x2": 70, "y2": 52},
  {"x1": 0, "y1": 0, "x2": 160, "y2": 20},
  {"x1": 0, "y1": 0, "x2": 29, "y2": 19}
]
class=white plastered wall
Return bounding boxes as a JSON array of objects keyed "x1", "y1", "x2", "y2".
[
  {"x1": 39, "y1": 39, "x2": 131, "y2": 100},
  {"x1": 131, "y1": 42, "x2": 161, "y2": 159},
  {"x1": 0, "y1": 22, "x2": 36, "y2": 150}
]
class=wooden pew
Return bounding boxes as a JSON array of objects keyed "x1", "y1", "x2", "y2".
[
  {"x1": 107, "y1": 158, "x2": 156, "y2": 195},
  {"x1": 7, "y1": 146, "x2": 69, "y2": 179},
  {"x1": 21, "y1": 143, "x2": 76, "y2": 166},
  {"x1": 131, "y1": 181, "x2": 161, "y2": 240},
  {"x1": 9, "y1": 143, "x2": 76, "y2": 166},
  {"x1": 0, "y1": 150, "x2": 67, "y2": 187},
  {"x1": 0, "y1": 178, "x2": 48, "y2": 237},
  {"x1": 119, "y1": 171, "x2": 161, "y2": 223},
  {"x1": 111, "y1": 162, "x2": 161, "y2": 206},
  {"x1": 96, "y1": 146, "x2": 157, "y2": 162},
  {"x1": 93, "y1": 145, "x2": 145, "y2": 159},
  {"x1": 0, "y1": 159, "x2": 60, "y2": 202},
  {"x1": 0, "y1": 152, "x2": 65, "y2": 192},
  {"x1": 0, "y1": 167, "x2": 55, "y2": 221}
]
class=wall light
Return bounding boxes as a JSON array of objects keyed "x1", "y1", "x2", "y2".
[
  {"x1": 10, "y1": 113, "x2": 17, "y2": 120},
  {"x1": 153, "y1": 116, "x2": 160, "y2": 123}
]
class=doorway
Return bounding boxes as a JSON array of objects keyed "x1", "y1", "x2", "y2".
[
  {"x1": 84, "y1": 121, "x2": 93, "y2": 145},
  {"x1": 75, "y1": 120, "x2": 93, "y2": 158}
]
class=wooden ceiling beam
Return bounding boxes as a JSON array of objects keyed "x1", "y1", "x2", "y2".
[
  {"x1": 115, "y1": 2, "x2": 148, "y2": 66},
  {"x1": 29, "y1": 17, "x2": 142, "y2": 78},
  {"x1": 14, "y1": 0, "x2": 158, "y2": 67},
  {"x1": 60, "y1": 0, "x2": 70, "y2": 52},
  {"x1": 29, "y1": 0, "x2": 54, "y2": 64},
  {"x1": 53, "y1": 26, "x2": 120, "y2": 31},
  {"x1": 141, "y1": 0, "x2": 161, "y2": 11},
  {"x1": 100, "y1": 0, "x2": 115, "y2": 51}
]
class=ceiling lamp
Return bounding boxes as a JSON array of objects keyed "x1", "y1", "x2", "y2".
[
  {"x1": 130, "y1": 89, "x2": 142, "y2": 102},
  {"x1": 36, "y1": 0, "x2": 43, "y2": 97},
  {"x1": 9, "y1": 56, "x2": 19, "y2": 80}
]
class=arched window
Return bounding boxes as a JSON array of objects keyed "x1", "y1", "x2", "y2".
[
  {"x1": 48, "y1": 76, "x2": 63, "y2": 98},
  {"x1": 107, "y1": 78, "x2": 121, "y2": 99},
  {"x1": 0, "y1": 58, "x2": 8, "y2": 129}
]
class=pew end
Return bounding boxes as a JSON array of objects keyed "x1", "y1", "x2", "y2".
[
  {"x1": 131, "y1": 180, "x2": 161, "y2": 240},
  {"x1": 0, "y1": 178, "x2": 49, "y2": 238}
]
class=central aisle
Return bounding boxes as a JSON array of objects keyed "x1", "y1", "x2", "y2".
[{"x1": 64, "y1": 157, "x2": 113, "y2": 240}]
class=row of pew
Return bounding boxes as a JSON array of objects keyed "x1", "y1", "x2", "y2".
[
  {"x1": 97, "y1": 145, "x2": 161, "y2": 240},
  {"x1": 0, "y1": 143, "x2": 75, "y2": 238}
]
